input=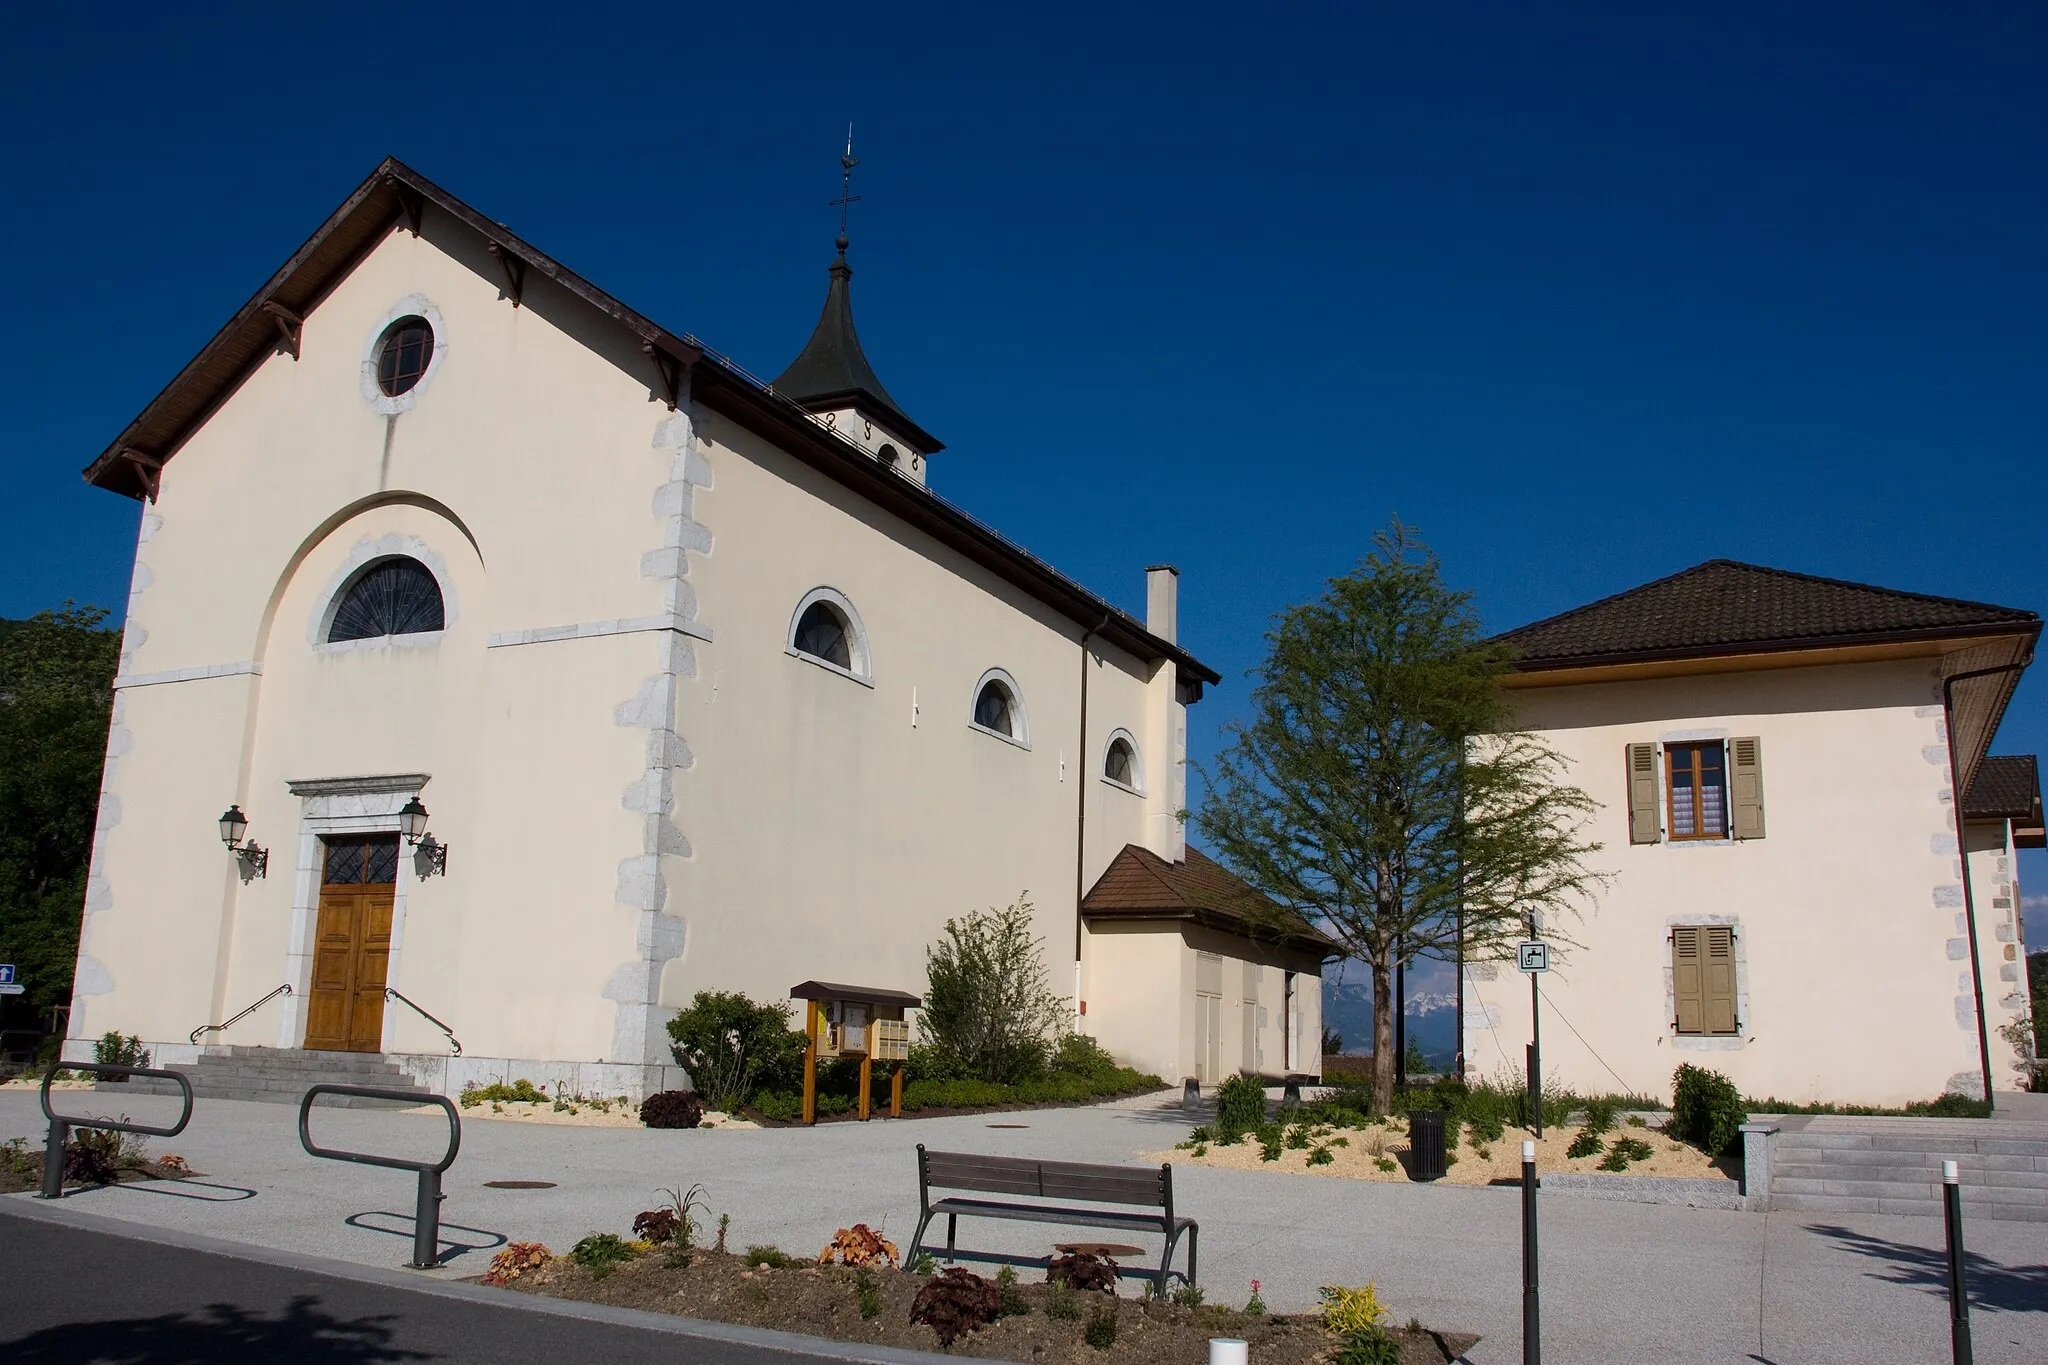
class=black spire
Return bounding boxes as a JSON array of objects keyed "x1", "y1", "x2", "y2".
[{"x1": 771, "y1": 133, "x2": 942, "y2": 453}]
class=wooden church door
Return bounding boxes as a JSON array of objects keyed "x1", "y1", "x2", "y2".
[{"x1": 304, "y1": 835, "x2": 398, "y2": 1053}]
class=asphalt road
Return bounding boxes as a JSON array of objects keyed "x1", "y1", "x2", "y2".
[{"x1": 0, "y1": 1207, "x2": 901, "y2": 1364}]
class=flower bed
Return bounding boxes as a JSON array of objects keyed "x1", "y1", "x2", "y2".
[
  {"x1": 1154, "y1": 1114, "x2": 1735, "y2": 1185},
  {"x1": 495, "y1": 1248, "x2": 1475, "y2": 1363},
  {"x1": 748, "y1": 1070, "x2": 1167, "y2": 1125}
]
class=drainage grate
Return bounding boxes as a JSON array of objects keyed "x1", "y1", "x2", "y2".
[{"x1": 482, "y1": 1180, "x2": 556, "y2": 1189}]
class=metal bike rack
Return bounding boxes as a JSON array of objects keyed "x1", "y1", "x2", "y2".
[
  {"x1": 38, "y1": 1061, "x2": 195, "y2": 1200},
  {"x1": 298, "y1": 1084, "x2": 462, "y2": 1269}
]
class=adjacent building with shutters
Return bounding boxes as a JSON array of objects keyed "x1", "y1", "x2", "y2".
[
  {"x1": 60, "y1": 158, "x2": 1326, "y2": 1098},
  {"x1": 1463, "y1": 561, "x2": 2041, "y2": 1106}
]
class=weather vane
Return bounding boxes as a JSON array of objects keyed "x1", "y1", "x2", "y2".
[{"x1": 828, "y1": 124, "x2": 860, "y2": 252}]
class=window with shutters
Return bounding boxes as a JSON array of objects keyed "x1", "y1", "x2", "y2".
[
  {"x1": 1671, "y1": 925, "x2": 1738, "y2": 1036},
  {"x1": 1666, "y1": 742, "x2": 1728, "y2": 839}
]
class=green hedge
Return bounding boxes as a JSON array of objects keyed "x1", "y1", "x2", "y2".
[{"x1": 1671, "y1": 1064, "x2": 1748, "y2": 1157}]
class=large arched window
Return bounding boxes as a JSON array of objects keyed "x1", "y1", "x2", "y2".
[
  {"x1": 326, "y1": 557, "x2": 445, "y2": 642},
  {"x1": 969, "y1": 668, "x2": 1029, "y2": 748},
  {"x1": 1102, "y1": 729, "x2": 1143, "y2": 793},
  {"x1": 786, "y1": 587, "x2": 871, "y2": 682}
]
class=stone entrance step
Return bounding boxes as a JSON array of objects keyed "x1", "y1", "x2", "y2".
[{"x1": 101, "y1": 1046, "x2": 435, "y2": 1108}]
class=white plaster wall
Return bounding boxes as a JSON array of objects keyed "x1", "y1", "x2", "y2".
[
  {"x1": 73, "y1": 213, "x2": 681, "y2": 1067},
  {"x1": 1464, "y1": 659, "x2": 1984, "y2": 1107},
  {"x1": 667, "y1": 413, "x2": 1177, "y2": 1057},
  {"x1": 1081, "y1": 923, "x2": 1186, "y2": 1082}
]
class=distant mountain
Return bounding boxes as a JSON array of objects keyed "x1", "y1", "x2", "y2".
[{"x1": 1321, "y1": 969, "x2": 1458, "y2": 1067}]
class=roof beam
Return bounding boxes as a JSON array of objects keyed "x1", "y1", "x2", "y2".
[
  {"x1": 486, "y1": 242, "x2": 525, "y2": 307},
  {"x1": 260, "y1": 302, "x2": 303, "y2": 360},
  {"x1": 119, "y1": 448, "x2": 163, "y2": 502}
]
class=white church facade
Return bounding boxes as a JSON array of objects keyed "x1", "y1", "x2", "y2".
[{"x1": 66, "y1": 158, "x2": 1328, "y2": 1099}]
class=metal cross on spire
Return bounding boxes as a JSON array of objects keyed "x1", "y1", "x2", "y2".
[{"x1": 828, "y1": 124, "x2": 860, "y2": 254}]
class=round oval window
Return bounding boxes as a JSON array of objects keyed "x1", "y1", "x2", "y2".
[{"x1": 375, "y1": 316, "x2": 435, "y2": 397}]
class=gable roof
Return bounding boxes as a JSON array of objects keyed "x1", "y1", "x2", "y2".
[
  {"x1": 771, "y1": 252, "x2": 941, "y2": 452},
  {"x1": 1498, "y1": 560, "x2": 2039, "y2": 672},
  {"x1": 1083, "y1": 844, "x2": 1338, "y2": 954},
  {"x1": 1963, "y1": 754, "x2": 2041, "y2": 822},
  {"x1": 79, "y1": 158, "x2": 1216, "y2": 690}
]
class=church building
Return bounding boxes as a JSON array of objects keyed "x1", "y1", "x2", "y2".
[{"x1": 66, "y1": 158, "x2": 1329, "y2": 1099}]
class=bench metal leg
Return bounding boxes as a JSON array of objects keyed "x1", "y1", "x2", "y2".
[
  {"x1": 946, "y1": 1212, "x2": 958, "y2": 1261},
  {"x1": 905, "y1": 1209, "x2": 936, "y2": 1270}
]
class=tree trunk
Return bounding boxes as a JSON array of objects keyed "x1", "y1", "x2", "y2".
[{"x1": 1371, "y1": 956, "x2": 1396, "y2": 1114}]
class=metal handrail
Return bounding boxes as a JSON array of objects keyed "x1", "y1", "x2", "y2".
[
  {"x1": 39, "y1": 1061, "x2": 195, "y2": 1199},
  {"x1": 190, "y1": 984, "x2": 292, "y2": 1045},
  {"x1": 384, "y1": 988, "x2": 461, "y2": 1056},
  {"x1": 299, "y1": 1083, "x2": 461, "y2": 1267}
]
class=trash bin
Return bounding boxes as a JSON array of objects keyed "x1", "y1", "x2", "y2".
[{"x1": 1409, "y1": 1109, "x2": 1447, "y2": 1182}]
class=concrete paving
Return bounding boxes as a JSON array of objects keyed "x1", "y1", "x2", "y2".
[{"x1": 6, "y1": 1088, "x2": 2044, "y2": 1363}]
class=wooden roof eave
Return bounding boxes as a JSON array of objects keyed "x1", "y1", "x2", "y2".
[
  {"x1": 1082, "y1": 904, "x2": 1339, "y2": 957},
  {"x1": 1504, "y1": 624, "x2": 2040, "y2": 686}
]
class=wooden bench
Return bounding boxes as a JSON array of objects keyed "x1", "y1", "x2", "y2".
[{"x1": 904, "y1": 1144, "x2": 1197, "y2": 1291}]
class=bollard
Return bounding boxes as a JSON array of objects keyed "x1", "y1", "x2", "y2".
[
  {"x1": 38, "y1": 1061, "x2": 193, "y2": 1200},
  {"x1": 1522, "y1": 1138, "x2": 1540, "y2": 1365},
  {"x1": 298, "y1": 1085, "x2": 461, "y2": 1270},
  {"x1": 1208, "y1": 1338, "x2": 1248, "y2": 1365},
  {"x1": 1183, "y1": 1077, "x2": 1201, "y2": 1109},
  {"x1": 1280, "y1": 1076, "x2": 1303, "y2": 1110},
  {"x1": 1943, "y1": 1159, "x2": 1972, "y2": 1365}
]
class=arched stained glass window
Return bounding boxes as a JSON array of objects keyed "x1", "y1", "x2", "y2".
[
  {"x1": 327, "y1": 558, "x2": 445, "y2": 642},
  {"x1": 793, "y1": 600, "x2": 852, "y2": 670}
]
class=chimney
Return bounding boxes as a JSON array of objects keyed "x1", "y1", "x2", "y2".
[{"x1": 1146, "y1": 565, "x2": 1178, "y2": 645}]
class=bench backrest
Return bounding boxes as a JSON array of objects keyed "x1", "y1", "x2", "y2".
[{"x1": 918, "y1": 1146, "x2": 1169, "y2": 1208}]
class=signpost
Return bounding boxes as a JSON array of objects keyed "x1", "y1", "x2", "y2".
[
  {"x1": 1518, "y1": 937, "x2": 1549, "y2": 1138},
  {"x1": 0, "y1": 965, "x2": 21, "y2": 997}
]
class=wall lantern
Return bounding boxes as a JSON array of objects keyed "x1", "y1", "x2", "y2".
[
  {"x1": 399, "y1": 795, "x2": 449, "y2": 878},
  {"x1": 217, "y1": 804, "x2": 268, "y2": 880}
]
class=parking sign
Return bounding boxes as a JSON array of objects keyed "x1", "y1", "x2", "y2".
[{"x1": 1516, "y1": 941, "x2": 1549, "y2": 974}]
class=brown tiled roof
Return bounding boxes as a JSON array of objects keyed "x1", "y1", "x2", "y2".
[
  {"x1": 1498, "y1": 560, "x2": 2038, "y2": 670},
  {"x1": 1083, "y1": 845, "x2": 1338, "y2": 953},
  {"x1": 1963, "y1": 755, "x2": 2041, "y2": 822}
]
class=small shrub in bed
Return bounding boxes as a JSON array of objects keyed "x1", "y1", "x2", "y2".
[
  {"x1": 1083, "y1": 1300, "x2": 1119, "y2": 1349},
  {"x1": 569, "y1": 1233, "x2": 639, "y2": 1278},
  {"x1": 633, "y1": 1207, "x2": 681, "y2": 1243},
  {"x1": 911, "y1": 1267, "x2": 1003, "y2": 1346},
  {"x1": 483, "y1": 1241, "x2": 553, "y2": 1285},
  {"x1": 1566, "y1": 1130, "x2": 1604, "y2": 1160},
  {"x1": 1670, "y1": 1064, "x2": 1746, "y2": 1157},
  {"x1": 1047, "y1": 1251, "x2": 1118, "y2": 1293},
  {"x1": 1215, "y1": 1072, "x2": 1268, "y2": 1138},
  {"x1": 640, "y1": 1089, "x2": 705, "y2": 1129}
]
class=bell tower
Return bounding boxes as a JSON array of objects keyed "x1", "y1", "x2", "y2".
[{"x1": 771, "y1": 133, "x2": 943, "y2": 483}]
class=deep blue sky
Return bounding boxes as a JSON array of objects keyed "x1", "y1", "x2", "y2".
[{"x1": 4, "y1": 4, "x2": 2043, "y2": 928}]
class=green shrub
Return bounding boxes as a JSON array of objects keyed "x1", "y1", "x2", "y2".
[
  {"x1": 666, "y1": 991, "x2": 806, "y2": 1113},
  {"x1": 1215, "y1": 1073, "x2": 1268, "y2": 1137},
  {"x1": 570, "y1": 1233, "x2": 639, "y2": 1278},
  {"x1": 1084, "y1": 1300, "x2": 1119, "y2": 1349},
  {"x1": 93, "y1": 1032, "x2": 150, "y2": 1070},
  {"x1": 1598, "y1": 1136, "x2": 1654, "y2": 1171},
  {"x1": 1670, "y1": 1064, "x2": 1747, "y2": 1157},
  {"x1": 1049, "y1": 1032, "x2": 1121, "y2": 1079},
  {"x1": 1908, "y1": 1093, "x2": 1993, "y2": 1119},
  {"x1": 856, "y1": 1267, "x2": 884, "y2": 1319},
  {"x1": 744, "y1": 1245, "x2": 792, "y2": 1269},
  {"x1": 1581, "y1": 1097, "x2": 1615, "y2": 1134},
  {"x1": 1566, "y1": 1130, "x2": 1603, "y2": 1159},
  {"x1": 919, "y1": 897, "x2": 1067, "y2": 1084}
]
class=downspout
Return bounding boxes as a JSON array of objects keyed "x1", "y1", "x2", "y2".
[
  {"x1": 1074, "y1": 613, "x2": 1110, "y2": 1023},
  {"x1": 1942, "y1": 654, "x2": 2034, "y2": 1113}
]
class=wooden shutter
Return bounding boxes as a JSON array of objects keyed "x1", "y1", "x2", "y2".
[
  {"x1": 1702, "y1": 927, "x2": 1738, "y2": 1034},
  {"x1": 1671, "y1": 927, "x2": 1703, "y2": 1034},
  {"x1": 1627, "y1": 743, "x2": 1660, "y2": 844},
  {"x1": 1730, "y1": 737, "x2": 1765, "y2": 839}
]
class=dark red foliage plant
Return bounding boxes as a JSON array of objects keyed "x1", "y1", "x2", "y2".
[
  {"x1": 910, "y1": 1268, "x2": 1003, "y2": 1346},
  {"x1": 639, "y1": 1090, "x2": 704, "y2": 1129},
  {"x1": 1046, "y1": 1252, "x2": 1119, "y2": 1293},
  {"x1": 632, "y1": 1207, "x2": 681, "y2": 1243}
]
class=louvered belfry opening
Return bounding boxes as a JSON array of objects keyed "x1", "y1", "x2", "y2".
[{"x1": 1672, "y1": 925, "x2": 1738, "y2": 1036}]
